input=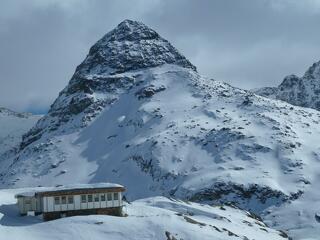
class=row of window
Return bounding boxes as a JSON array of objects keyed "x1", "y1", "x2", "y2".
[
  {"x1": 54, "y1": 193, "x2": 119, "y2": 205},
  {"x1": 54, "y1": 196, "x2": 74, "y2": 205}
]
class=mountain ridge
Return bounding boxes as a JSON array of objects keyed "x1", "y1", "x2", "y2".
[
  {"x1": 20, "y1": 19, "x2": 196, "y2": 150},
  {"x1": 0, "y1": 107, "x2": 41, "y2": 174},
  {"x1": 1, "y1": 20, "x2": 320, "y2": 239},
  {"x1": 254, "y1": 60, "x2": 320, "y2": 110}
]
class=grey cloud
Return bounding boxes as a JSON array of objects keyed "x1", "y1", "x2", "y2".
[{"x1": 1, "y1": 0, "x2": 320, "y2": 112}]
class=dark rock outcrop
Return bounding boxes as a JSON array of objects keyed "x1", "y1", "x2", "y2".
[{"x1": 254, "y1": 60, "x2": 320, "y2": 111}]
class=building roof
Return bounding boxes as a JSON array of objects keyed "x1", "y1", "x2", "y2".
[{"x1": 15, "y1": 183, "x2": 125, "y2": 198}]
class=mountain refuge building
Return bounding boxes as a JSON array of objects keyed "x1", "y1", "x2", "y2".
[{"x1": 15, "y1": 183, "x2": 125, "y2": 221}]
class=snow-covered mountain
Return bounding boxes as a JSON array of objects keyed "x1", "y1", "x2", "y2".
[
  {"x1": 0, "y1": 188, "x2": 288, "y2": 240},
  {"x1": 2, "y1": 19, "x2": 320, "y2": 239},
  {"x1": 0, "y1": 107, "x2": 41, "y2": 170},
  {"x1": 254, "y1": 60, "x2": 320, "y2": 110}
]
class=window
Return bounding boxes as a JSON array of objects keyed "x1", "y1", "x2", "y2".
[
  {"x1": 54, "y1": 197, "x2": 60, "y2": 205},
  {"x1": 94, "y1": 194, "x2": 99, "y2": 202},
  {"x1": 25, "y1": 199, "x2": 32, "y2": 204},
  {"x1": 114, "y1": 192, "x2": 119, "y2": 200},
  {"x1": 68, "y1": 196, "x2": 74, "y2": 204},
  {"x1": 100, "y1": 194, "x2": 106, "y2": 201},
  {"x1": 81, "y1": 195, "x2": 87, "y2": 203},
  {"x1": 88, "y1": 194, "x2": 93, "y2": 202},
  {"x1": 107, "y1": 193, "x2": 112, "y2": 201},
  {"x1": 61, "y1": 196, "x2": 67, "y2": 204}
]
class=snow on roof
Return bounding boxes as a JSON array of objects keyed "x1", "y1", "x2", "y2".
[
  {"x1": 15, "y1": 191, "x2": 36, "y2": 198},
  {"x1": 15, "y1": 183, "x2": 124, "y2": 198},
  {"x1": 52, "y1": 183, "x2": 124, "y2": 191}
]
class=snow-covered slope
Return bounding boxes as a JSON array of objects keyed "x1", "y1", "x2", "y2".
[
  {"x1": 263, "y1": 186, "x2": 320, "y2": 240},
  {"x1": 1, "y1": 19, "x2": 319, "y2": 208},
  {"x1": 0, "y1": 188, "x2": 288, "y2": 240},
  {"x1": 254, "y1": 61, "x2": 320, "y2": 111},
  {"x1": 2, "y1": 20, "x2": 320, "y2": 239},
  {"x1": 0, "y1": 107, "x2": 40, "y2": 170}
]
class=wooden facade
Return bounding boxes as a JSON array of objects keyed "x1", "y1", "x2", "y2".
[{"x1": 15, "y1": 183, "x2": 125, "y2": 221}]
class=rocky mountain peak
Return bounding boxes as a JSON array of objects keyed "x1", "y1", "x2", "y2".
[
  {"x1": 103, "y1": 19, "x2": 160, "y2": 42},
  {"x1": 19, "y1": 20, "x2": 196, "y2": 149},
  {"x1": 278, "y1": 74, "x2": 300, "y2": 90},
  {"x1": 74, "y1": 19, "x2": 196, "y2": 77},
  {"x1": 254, "y1": 60, "x2": 320, "y2": 111},
  {"x1": 303, "y1": 60, "x2": 320, "y2": 80}
]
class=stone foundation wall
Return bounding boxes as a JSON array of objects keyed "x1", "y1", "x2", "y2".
[{"x1": 43, "y1": 206, "x2": 123, "y2": 221}]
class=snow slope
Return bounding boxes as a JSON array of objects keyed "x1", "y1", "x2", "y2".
[
  {"x1": 3, "y1": 63, "x2": 320, "y2": 213},
  {"x1": 0, "y1": 188, "x2": 288, "y2": 240},
  {"x1": 1, "y1": 20, "x2": 320, "y2": 239},
  {"x1": 254, "y1": 60, "x2": 320, "y2": 111},
  {"x1": 264, "y1": 187, "x2": 320, "y2": 240}
]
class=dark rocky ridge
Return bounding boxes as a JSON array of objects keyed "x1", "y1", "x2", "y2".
[
  {"x1": 254, "y1": 60, "x2": 320, "y2": 110},
  {"x1": 0, "y1": 107, "x2": 33, "y2": 119},
  {"x1": 74, "y1": 19, "x2": 196, "y2": 77}
]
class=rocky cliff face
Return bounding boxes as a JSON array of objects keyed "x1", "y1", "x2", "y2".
[
  {"x1": 254, "y1": 61, "x2": 320, "y2": 110},
  {"x1": 76, "y1": 19, "x2": 196, "y2": 75}
]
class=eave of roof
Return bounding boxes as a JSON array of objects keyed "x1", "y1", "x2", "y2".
[{"x1": 15, "y1": 183, "x2": 125, "y2": 198}]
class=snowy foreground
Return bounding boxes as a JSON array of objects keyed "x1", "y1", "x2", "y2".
[{"x1": 0, "y1": 188, "x2": 287, "y2": 240}]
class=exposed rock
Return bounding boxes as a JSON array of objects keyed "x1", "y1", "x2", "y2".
[
  {"x1": 135, "y1": 85, "x2": 166, "y2": 99},
  {"x1": 254, "y1": 61, "x2": 320, "y2": 111},
  {"x1": 185, "y1": 182, "x2": 289, "y2": 213},
  {"x1": 315, "y1": 212, "x2": 320, "y2": 223},
  {"x1": 76, "y1": 19, "x2": 196, "y2": 76}
]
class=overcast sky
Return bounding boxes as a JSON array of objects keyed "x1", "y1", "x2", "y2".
[{"x1": 1, "y1": 0, "x2": 320, "y2": 113}]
